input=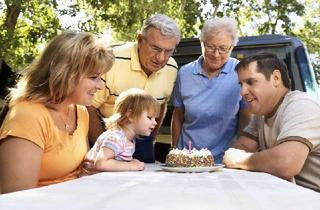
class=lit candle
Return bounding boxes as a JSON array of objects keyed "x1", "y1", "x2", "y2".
[{"x1": 188, "y1": 140, "x2": 192, "y2": 153}]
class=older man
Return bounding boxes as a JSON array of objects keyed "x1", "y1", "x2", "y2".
[
  {"x1": 88, "y1": 14, "x2": 180, "y2": 163},
  {"x1": 223, "y1": 53, "x2": 320, "y2": 192}
]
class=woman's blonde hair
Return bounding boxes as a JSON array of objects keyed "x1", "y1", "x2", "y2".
[
  {"x1": 9, "y1": 31, "x2": 114, "y2": 106},
  {"x1": 105, "y1": 88, "x2": 160, "y2": 127}
]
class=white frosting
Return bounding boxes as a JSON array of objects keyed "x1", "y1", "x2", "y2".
[{"x1": 169, "y1": 148, "x2": 212, "y2": 157}]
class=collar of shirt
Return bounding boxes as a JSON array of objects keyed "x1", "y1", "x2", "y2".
[
  {"x1": 192, "y1": 56, "x2": 232, "y2": 76},
  {"x1": 265, "y1": 89, "x2": 290, "y2": 120}
]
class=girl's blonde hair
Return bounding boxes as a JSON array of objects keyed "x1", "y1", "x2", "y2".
[
  {"x1": 9, "y1": 31, "x2": 114, "y2": 106},
  {"x1": 105, "y1": 88, "x2": 160, "y2": 127}
]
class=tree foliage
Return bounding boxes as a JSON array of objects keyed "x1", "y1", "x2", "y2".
[
  {"x1": 199, "y1": 0, "x2": 305, "y2": 36},
  {"x1": 69, "y1": 0, "x2": 203, "y2": 41},
  {"x1": 0, "y1": 0, "x2": 319, "y2": 77},
  {"x1": 251, "y1": 0, "x2": 305, "y2": 35},
  {"x1": 292, "y1": 0, "x2": 320, "y2": 82},
  {"x1": 0, "y1": 0, "x2": 61, "y2": 69}
]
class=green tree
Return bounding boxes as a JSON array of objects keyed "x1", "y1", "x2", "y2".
[
  {"x1": 0, "y1": 0, "x2": 61, "y2": 71},
  {"x1": 199, "y1": 0, "x2": 305, "y2": 36},
  {"x1": 293, "y1": 0, "x2": 320, "y2": 83},
  {"x1": 0, "y1": 0, "x2": 318, "y2": 76},
  {"x1": 0, "y1": 0, "x2": 204, "y2": 72},
  {"x1": 253, "y1": 0, "x2": 305, "y2": 35},
  {"x1": 73, "y1": 0, "x2": 203, "y2": 41}
]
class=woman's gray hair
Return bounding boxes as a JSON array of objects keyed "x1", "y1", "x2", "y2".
[
  {"x1": 140, "y1": 14, "x2": 181, "y2": 45},
  {"x1": 199, "y1": 17, "x2": 238, "y2": 46}
]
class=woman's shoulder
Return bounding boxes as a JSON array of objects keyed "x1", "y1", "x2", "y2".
[
  {"x1": 221, "y1": 57, "x2": 240, "y2": 74},
  {"x1": 5, "y1": 101, "x2": 51, "y2": 129},
  {"x1": 226, "y1": 57, "x2": 239, "y2": 66},
  {"x1": 178, "y1": 58, "x2": 202, "y2": 76},
  {"x1": 182, "y1": 57, "x2": 201, "y2": 68},
  {"x1": 11, "y1": 101, "x2": 48, "y2": 116},
  {"x1": 229, "y1": 57, "x2": 239, "y2": 63},
  {"x1": 1, "y1": 101, "x2": 51, "y2": 146},
  {"x1": 13, "y1": 100, "x2": 44, "y2": 108}
]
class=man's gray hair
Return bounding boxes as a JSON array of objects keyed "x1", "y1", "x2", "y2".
[
  {"x1": 140, "y1": 14, "x2": 181, "y2": 45},
  {"x1": 199, "y1": 17, "x2": 238, "y2": 46}
]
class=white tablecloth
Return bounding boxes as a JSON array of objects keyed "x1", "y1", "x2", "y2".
[{"x1": 1, "y1": 164, "x2": 319, "y2": 210}]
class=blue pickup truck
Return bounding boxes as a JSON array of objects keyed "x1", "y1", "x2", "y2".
[{"x1": 155, "y1": 34, "x2": 319, "y2": 162}]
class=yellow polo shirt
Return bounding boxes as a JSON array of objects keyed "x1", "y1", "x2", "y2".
[
  {"x1": 0, "y1": 101, "x2": 89, "y2": 186},
  {"x1": 93, "y1": 42, "x2": 178, "y2": 117}
]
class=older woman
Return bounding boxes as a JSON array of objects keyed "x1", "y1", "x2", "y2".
[
  {"x1": 0, "y1": 31, "x2": 114, "y2": 194},
  {"x1": 171, "y1": 17, "x2": 250, "y2": 163}
]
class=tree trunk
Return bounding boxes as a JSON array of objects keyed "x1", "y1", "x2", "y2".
[
  {"x1": 0, "y1": 3, "x2": 21, "y2": 59},
  {"x1": 0, "y1": 59, "x2": 3, "y2": 76},
  {"x1": 211, "y1": 0, "x2": 221, "y2": 18},
  {"x1": 4, "y1": 4, "x2": 21, "y2": 33},
  {"x1": 179, "y1": 0, "x2": 187, "y2": 13}
]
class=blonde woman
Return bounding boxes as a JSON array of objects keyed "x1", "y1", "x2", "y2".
[{"x1": 0, "y1": 31, "x2": 114, "y2": 194}]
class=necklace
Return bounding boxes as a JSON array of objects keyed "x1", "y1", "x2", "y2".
[
  {"x1": 59, "y1": 106, "x2": 71, "y2": 132},
  {"x1": 47, "y1": 104, "x2": 73, "y2": 132}
]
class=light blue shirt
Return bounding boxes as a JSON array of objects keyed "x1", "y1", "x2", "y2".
[{"x1": 173, "y1": 56, "x2": 246, "y2": 163}]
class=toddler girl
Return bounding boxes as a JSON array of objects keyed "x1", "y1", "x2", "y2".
[{"x1": 82, "y1": 88, "x2": 159, "y2": 174}]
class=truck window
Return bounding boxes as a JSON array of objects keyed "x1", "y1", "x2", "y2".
[{"x1": 295, "y1": 46, "x2": 318, "y2": 94}]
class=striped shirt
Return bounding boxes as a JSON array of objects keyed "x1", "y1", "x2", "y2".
[
  {"x1": 92, "y1": 42, "x2": 178, "y2": 118},
  {"x1": 85, "y1": 124, "x2": 135, "y2": 162}
]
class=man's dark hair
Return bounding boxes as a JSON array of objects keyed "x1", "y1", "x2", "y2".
[{"x1": 236, "y1": 53, "x2": 291, "y2": 89}]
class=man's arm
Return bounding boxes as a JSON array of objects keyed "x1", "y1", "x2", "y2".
[
  {"x1": 150, "y1": 103, "x2": 167, "y2": 142},
  {"x1": 171, "y1": 107, "x2": 184, "y2": 148},
  {"x1": 224, "y1": 139, "x2": 309, "y2": 180},
  {"x1": 231, "y1": 135, "x2": 258, "y2": 152},
  {"x1": 87, "y1": 106, "x2": 105, "y2": 147},
  {"x1": 237, "y1": 108, "x2": 251, "y2": 137}
]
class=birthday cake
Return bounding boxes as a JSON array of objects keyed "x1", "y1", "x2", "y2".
[{"x1": 165, "y1": 148, "x2": 214, "y2": 167}]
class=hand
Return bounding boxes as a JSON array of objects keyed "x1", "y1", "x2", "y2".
[
  {"x1": 129, "y1": 159, "x2": 145, "y2": 171},
  {"x1": 223, "y1": 148, "x2": 252, "y2": 169},
  {"x1": 130, "y1": 158, "x2": 141, "y2": 163},
  {"x1": 80, "y1": 159, "x2": 100, "y2": 176}
]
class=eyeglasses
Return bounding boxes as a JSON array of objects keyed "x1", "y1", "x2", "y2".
[
  {"x1": 143, "y1": 38, "x2": 175, "y2": 57},
  {"x1": 203, "y1": 43, "x2": 232, "y2": 54}
]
